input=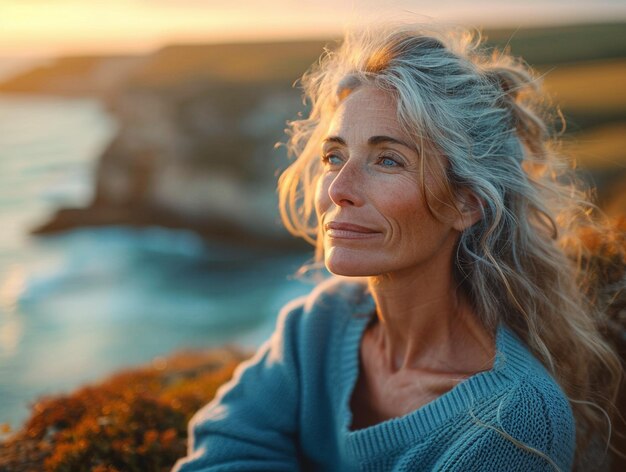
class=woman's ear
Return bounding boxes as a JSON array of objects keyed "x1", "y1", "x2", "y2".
[{"x1": 452, "y1": 189, "x2": 483, "y2": 231}]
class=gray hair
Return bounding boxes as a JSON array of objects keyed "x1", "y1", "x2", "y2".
[{"x1": 278, "y1": 23, "x2": 622, "y2": 462}]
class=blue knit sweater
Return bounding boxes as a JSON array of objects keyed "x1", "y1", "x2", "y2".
[{"x1": 173, "y1": 278, "x2": 575, "y2": 471}]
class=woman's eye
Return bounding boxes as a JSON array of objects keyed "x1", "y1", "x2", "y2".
[
  {"x1": 322, "y1": 154, "x2": 342, "y2": 166},
  {"x1": 379, "y1": 155, "x2": 401, "y2": 167}
]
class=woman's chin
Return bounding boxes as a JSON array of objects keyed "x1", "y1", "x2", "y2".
[{"x1": 324, "y1": 249, "x2": 380, "y2": 277}]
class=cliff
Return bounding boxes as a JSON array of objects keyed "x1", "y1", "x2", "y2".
[{"x1": 7, "y1": 40, "x2": 329, "y2": 249}]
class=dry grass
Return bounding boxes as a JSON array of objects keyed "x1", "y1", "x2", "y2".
[{"x1": 0, "y1": 349, "x2": 246, "y2": 472}]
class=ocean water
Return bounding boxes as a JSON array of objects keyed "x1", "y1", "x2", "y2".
[{"x1": 0, "y1": 94, "x2": 312, "y2": 430}]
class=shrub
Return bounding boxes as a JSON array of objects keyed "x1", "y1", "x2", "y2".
[{"x1": 0, "y1": 349, "x2": 246, "y2": 472}]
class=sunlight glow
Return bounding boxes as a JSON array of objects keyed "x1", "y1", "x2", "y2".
[
  {"x1": 0, "y1": 0, "x2": 342, "y2": 57},
  {"x1": 0, "y1": 1, "x2": 624, "y2": 58}
]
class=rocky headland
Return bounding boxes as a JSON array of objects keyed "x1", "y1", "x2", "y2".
[{"x1": 1, "y1": 40, "x2": 329, "y2": 250}]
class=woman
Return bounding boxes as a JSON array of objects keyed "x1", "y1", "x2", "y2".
[{"x1": 174, "y1": 24, "x2": 622, "y2": 471}]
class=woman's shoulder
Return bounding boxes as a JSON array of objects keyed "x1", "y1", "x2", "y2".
[
  {"x1": 437, "y1": 372, "x2": 576, "y2": 472},
  {"x1": 496, "y1": 373, "x2": 575, "y2": 443},
  {"x1": 495, "y1": 326, "x2": 573, "y2": 417},
  {"x1": 279, "y1": 276, "x2": 374, "y2": 325},
  {"x1": 468, "y1": 374, "x2": 576, "y2": 471},
  {"x1": 483, "y1": 326, "x2": 576, "y2": 460},
  {"x1": 433, "y1": 329, "x2": 577, "y2": 471}
]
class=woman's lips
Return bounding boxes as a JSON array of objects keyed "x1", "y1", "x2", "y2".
[{"x1": 324, "y1": 222, "x2": 381, "y2": 239}]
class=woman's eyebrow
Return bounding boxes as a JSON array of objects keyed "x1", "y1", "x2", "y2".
[
  {"x1": 368, "y1": 135, "x2": 413, "y2": 149},
  {"x1": 322, "y1": 136, "x2": 346, "y2": 146}
]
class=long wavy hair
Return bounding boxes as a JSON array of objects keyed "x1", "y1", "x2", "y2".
[{"x1": 277, "y1": 23, "x2": 622, "y2": 463}]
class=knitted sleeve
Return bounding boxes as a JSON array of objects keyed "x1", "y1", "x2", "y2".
[
  {"x1": 435, "y1": 380, "x2": 575, "y2": 472},
  {"x1": 172, "y1": 298, "x2": 305, "y2": 472}
]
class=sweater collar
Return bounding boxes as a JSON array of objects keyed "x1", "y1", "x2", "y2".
[{"x1": 336, "y1": 289, "x2": 540, "y2": 460}]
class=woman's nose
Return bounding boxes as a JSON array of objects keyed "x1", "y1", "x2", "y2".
[{"x1": 327, "y1": 162, "x2": 364, "y2": 207}]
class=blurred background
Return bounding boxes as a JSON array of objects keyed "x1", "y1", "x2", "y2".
[{"x1": 0, "y1": 0, "x2": 625, "y2": 431}]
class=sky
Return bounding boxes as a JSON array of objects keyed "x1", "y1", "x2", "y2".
[{"x1": 1, "y1": 0, "x2": 625, "y2": 59}]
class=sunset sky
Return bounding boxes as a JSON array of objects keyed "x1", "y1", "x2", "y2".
[{"x1": 1, "y1": 0, "x2": 625, "y2": 59}]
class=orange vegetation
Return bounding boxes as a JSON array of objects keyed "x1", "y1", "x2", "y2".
[{"x1": 0, "y1": 349, "x2": 246, "y2": 472}]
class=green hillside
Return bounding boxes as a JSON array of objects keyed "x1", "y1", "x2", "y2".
[
  {"x1": 126, "y1": 40, "x2": 330, "y2": 91},
  {"x1": 485, "y1": 22, "x2": 626, "y2": 65}
]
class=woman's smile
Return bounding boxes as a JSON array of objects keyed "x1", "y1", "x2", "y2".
[{"x1": 324, "y1": 221, "x2": 382, "y2": 240}]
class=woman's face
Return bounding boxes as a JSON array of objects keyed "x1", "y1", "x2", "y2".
[{"x1": 315, "y1": 86, "x2": 464, "y2": 278}]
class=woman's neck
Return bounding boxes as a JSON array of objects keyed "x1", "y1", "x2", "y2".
[{"x1": 366, "y1": 268, "x2": 495, "y2": 375}]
